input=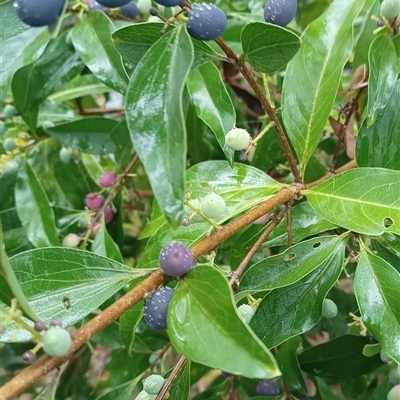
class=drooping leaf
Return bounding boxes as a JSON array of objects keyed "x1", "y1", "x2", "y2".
[
  {"x1": 303, "y1": 168, "x2": 400, "y2": 235},
  {"x1": 15, "y1": 160, "x2": 59, "y2": 247},
  {"x1": 282, "y1": 0, "x2": 365, "y2": 175},
  {"x1": 91, "y1": 225, "x2": 123, "y2": 263},
  {"x1": 71, "y1": 10, "x2": 128, "y2": 94},
  {"x1": 357, "y1": 80, "x2": 400, "y2": 170},
  {"x1": 167, "y1": 266, "x2": 281, "y2": 379},
  {"x1": 186, "y1": 62, "x2": 235, "y2": 164},
  {"x1": 366, "y1": 34, "x2": 398, "y2": 125},
  {"x1": 241, "y1": 22, "x2": 301, "y2": 73},
  {"x1": 354, "y1": 243, "x2": 400, "y2": 364},
  {"x1": 119, "y1": 301, "x2": 143, "y2": 355},
  {"x1": 239, "y1": 235, "x2": 347, "y2": 294},
  {"x1": 125, "y1": 25, "x2": 194, "y2": 226},
  {"x1": 249, "y1": 243, "x2": 345, "y2": 348}
]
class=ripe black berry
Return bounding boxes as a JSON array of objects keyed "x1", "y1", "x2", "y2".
[
  {"x1": 264, "y1": 0, "x2": 297, "y2": 27},
  {"x1": 97, "y1": 0, "x2": 131, "y2": 6},
  {"x1": 143, "y1": 287, "x2": 174, "y2": 330},
  {"x1": 13, "y1": 0, "x2": 65, "y2": 27},
  {"x1": 120, "y1": 1, "x2": 139, "y2": 18},
  {"x1": 159, "y1": 241, "x2": 196, "y2": 277},
  {"x1": 187, "y1": 3, "x2": 227, "y2": 41},
  {"x1": 154, "y1": 0, "x2": 183, "y2": 6},
  {"x1": 256, "y1": 379, "x2": 280, "y2": 396},
  {"x1": 88, "y1": 0, "x2": 110, "y2": 13}
]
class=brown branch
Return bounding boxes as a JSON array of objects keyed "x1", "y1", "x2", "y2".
[
  {"x1": 77, "y1": 107, "x2": 125, "y2": 116},
  {"x1": 213, "y1": 38, "x2": 302, "y2": 184},
  {"x1": 155, "y1": 355, "x2": 187, "y2": 400}
]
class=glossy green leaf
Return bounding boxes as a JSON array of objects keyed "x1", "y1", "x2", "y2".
[
  {"x1": 354, "y1": 243, "x2": 400, "y2": 364},
  {"x1": 167, "y1": 266, "x2": 281, "y2": 379},
  {"x1": 357, "y1": 80, "x2": 400, "y2": 170},
  {"x1": 119, "y1": 301, "x2": 143, "y2": 355},
  {"x1": 303, "y1": 168, "x2": 400, "y2": 235},
  {"x1": 239, "y1": 235, "x2": 347, "y2": 294},
  {"x1": 1, "y1": 248, "x2": 152, "y2": 342},
  {"x1": 91, "y1": 225, "x2": 123, "y2": 263},
  {"x1": 11, "y1": 32, "x2": 84, "y2": 131},
  {"x1": 137, "y1": 161, "x2": 282, "y2": 269},
  {"x1": 384, "y1": 233, "x2": 400, "y2": 254},
  {"x1": 15, "y1": 160, "x2": 59, "y2": 247},
  {"x1": 282, "y1": 0, "x2": 365, "y2": 175},
  {"x1": 72, "y1": 11, "x2": 128, "y2": 94},
  {"x1": 366, "y1": 34, "x2": 398, "y2": 125},
  {"x1": 298, "y1": 335, "x2": 382, "y2": 378},
  {"x1": 186, "y1": 62, "x2": 235, "y2": 164},
  {"x1": 249, "y1": 244, "x2": 345, "y2": 348},
  {"x1": 47, "y1": 118, "x2": 130, "y2": 156},
  {"x1": 241, "y1": 22, "x2": 301, "y2": 73},
  {"x1": 168, "y1": 359, "x2": 191, "y2": 400},
  {"x1": 125, "y1": 25, "x2": 194, "y2": 226}
]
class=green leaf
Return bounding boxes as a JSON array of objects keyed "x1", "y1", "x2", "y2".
[
  {"x1": 91, "y1": 225, "x2": 123, "y2": 263},
  {"x1": 11, "y1": 32, "x2": 84, "y2": 131},
  {"x1": 241, "y1": 22, "x2": 301, "y2": 73},
  {"x1": 282, "y1": 0, "x2": 365, "y2": 175},
  {"x1": 186, "y1": 62, "x2": 235, "y2": 164},
  {"x1": 72, "y1": 11, "x2": 128, "y2": 94},
  {"x1": 167, "y1": 266, "x2": 280, "y2": 379},
  {"x1": 168, "y1": 359, "x2": 191, "y2": 400},
  {"x1": 303, "y1": 168, "x2": 400, "y2": 235},
  {"x1": 125, "y1": 25, "x2": 194, "y2": 226},
  {"x1": 47, "y1": 118, "x2": 127, "y2": 156},
  {"x1": 298, "y1": 335, "x2": 383, "y2": 378},
  {"x1": 119, "y1": 301, "x2": 143, "y2": 355},
  {"x1": 354, "y1": 243, "x2": 400, "y2": 364},
  {"x1": 357, "y1": 80, "x2": 400, "y2": 170},
  {"x1": 4, "y1": 248, "x2": 151, "y2": 341},
  {"x1": 239, "y1": 235, "x2": 347, "y2": 294},
  {"x1": 15, "y1": 160, "x2": 59, "y2": 247},
  {"x1": 366, "y1": 34, "x2": 398, "y2": 125},
  {"x1": 249, "y1": 243, "x2": 345, "y2": 348}
]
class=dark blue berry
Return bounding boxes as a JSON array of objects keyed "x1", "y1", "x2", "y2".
[
  {"x1": 154, "y1": 0, "x2": 183, "y2": 6},
  {"x1": 187, "y1": 3, "x2": 227, "y2": 41},
  {"x1": 97, "y1": 0, "x2": 131, "y2": 7},
  {"x1": 120, "y1": 1, "x2": 139, "y2": 18},
  {"x1": 88, "y1": 0, "x2": 110, "y2": 13},
  {"x1": 13, "y1": 0, "x2": 65, "y2": 27},
  {"x1": 159, "y1": 241, "x2": 196, "y2": 277},
  {"x1": 256, "y1": 379, "x2": 281, "y2": 396},
  {"x1": 264, "y1": 0, "x2": 297, "y2": 27},
  {"x1": 143, "y1": 287, "x2": 174, "y2": 330}
]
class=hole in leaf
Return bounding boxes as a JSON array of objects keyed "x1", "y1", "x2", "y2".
[
  {"x1": 283, "y1": 253, "x2": 295, "y2": 261},
  {"x1": 313, "y1": 242, "x2": 321, "y2": 248},
  {"x1": 384, "y1": 218, "x2": 393, "y2": 228}
]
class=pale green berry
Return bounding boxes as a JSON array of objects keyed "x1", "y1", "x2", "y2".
[
  {"x1": 237, "y1": 304, "x2": 255, "y2": 324},
  {"x1": 381, "y1": 350, "x2": 392, "y2": 363},
  {"x1": 389, "y1": 367, "x2": 400, "y2": 385},
  {"x1": 62, "y1": 233, "x2": 81, "y2": 248},
  {"x1": 42, "y1": 120, "x2": 55, "y2": 133},
  {"x1": 135, "y1": 389, "x2": 156, "y2": 400},
  {"x1": 41, "y1": 326, "x2": 72, "y2": 357},
  {"x1": 2, "y1": 160, "x2": 19, "y2": 176},
  {"x1": 184, "y1": 198, "x2": 204, "y2": 222},
  {"x1": 322, "y1": 299, "x2": 338, "y2": 319},
  {"x1": 137, "y1": 0, "x2": 152, "y2": 14},
  {"x1": 3, "y1": 105, "x2": 17, "y2": 119},
  {"x1": 59, "y1": 147, "x2": 71, "y2": 164},
  {"x1": 388, "y1": 385, "x2": 400, "y2": 400},
  {"x1": 225, "y1": 128, "x2": 251, "y2": 151},
  {"x1": 200, "y1": 192, "x2": 225, "y2": 219},
  {"x1": 143, "y1": 374, "x2": 165, "y2": 395},
  {"x1": 3, "y1": 138, "x2": 16, "y2": 152},
  {"x1": 380, "y1": 0, "x2": 400, "y2": 19},
  {"x1": 0, "y1": 121, "x2": 6, "y2": 137}
]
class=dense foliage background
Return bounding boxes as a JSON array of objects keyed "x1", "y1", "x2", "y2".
[{"x1": 1, "y1": 0, "x2": 400, "y2": 399}]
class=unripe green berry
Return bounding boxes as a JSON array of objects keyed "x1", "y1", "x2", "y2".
[
  {"x1": 322, "y1": 298, "x2": 338, "y2": 319},
  {"x1": 59, "y1": 147, "x2": 71, "y2": 164},
  {"x1": 225, "y1": 127, "x2": 251, "y2": 151},
  {"x1": 388, "y1": 385, "x2": 400, "y2": 400},
  {"x1": 135, "y1": 390, "x2": 156, "y2": 400},
  {"x1": 143, "y1": 374, "x2": 165, "y2": 395},
  {"x1": 237, "y1": 304, "x2": 255, "y2": 324},
  {"x1": 3, "y1": 138, "x2": 16, "y2": 152},
  {"x1": 41, "y1": 326, "x2": 71, "y2": 357},
  {"x1": 62, "y1": 233, "x2": 81, "y2": 248},
  {"x1": 3, "y1": 105, "x2": 17, "y2": 119},
  {"x1": 2, "y1": 160, "x2": 19, "y2": 176},
  {"x1": 381, "y1": 350, "x2": 392, "y2": 363},
  {"x1": 380, "y1": 0, "x2": 400, "y2": 19},
  {"x1": 184, "y1": 198, "x2": 204, "y2": 222},
  {"x1": 389, "y1": 367, "x2": 400, "y2": 385},
  {"x1": 42, "y1": 120, "x2": 55, "y2": 133},
  {"x1": 137, "y1": 0, "x2": 152, "y2": 14},
  {"x1": 0, "y1": 121, "x2": 6, "y2": 137},
  {"x1": 200, "y1": 192, "x2": 225, "y2": 219}
]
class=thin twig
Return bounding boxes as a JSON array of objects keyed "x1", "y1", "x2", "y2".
[
  {"x1": 77, "y1": 107, "x2": 125, "y2": 116},
  {"x1": 155, "y1": 355, "x2": 187, "y2": 400}
]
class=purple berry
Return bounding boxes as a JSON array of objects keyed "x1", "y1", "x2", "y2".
[
  {"x1": 99, "y1": 172, "x2": 117, "y2": 187},
  {"x1": 187, "y1": 3, "x2": 227, "y2": 41},
  {"x1": 264, "y1": 0, "x2": 297, "y2": 27},
  {"x1": 34, "y1": 321, "x2": 47, "y2": 332},
  {"x1": 154, "y1": 0, "x2": 183, "y2": 6},
  {"x1": 143, "y1": 287, "x2": 174, "y2": 330},
  {"x1": 181, "y1": 217, "x2": 191, "y2": 227},
  {"x1": 256, "y1": 379, "x2": 281, "y2": 396},
  {"x1": 120, "y1": 1, "x2": 139, "y2": 18},
  {"x1": 50, "y1": 319, "x2": 63, "y2": 328},
  {"x1": 22, "y1": 350, "x2": 36, "y2": 364},
  {"x1": 159, "y1": 241, "x2": 196, "y2": 277},
  {"x1": 239, "y1": 152, "x2": 248, "y2": 162},
  {"x1": 85, "y1": 193, "x2": 104, "y2": 209},
  {"x1": 13, "y1": 0, "x2": 65, "y2": 27},
  {"x1": 103, "y1": 206, "x2": 114, "y2": 224},
  {"x1": 88, "y1": 0, "x2": 110, "y2": 13},
  {"x1": 97, "y1": 0, "x2": 131, "y2": 7}
]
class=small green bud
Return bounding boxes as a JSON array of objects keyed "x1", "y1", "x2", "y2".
[
  {"x1": 322, "y1": 298, "x2": 338, "y2": 319},
  {"x1": 59, "y1": 147, "x2": 71, "y2": 164},
  {"x1": 237, "y1": 304, "x2": 255, "y2": 324},
  {"x1": 143, "y1": 374, "x2": 165, "y2": 395},
  {"x1": 225, "y1": 127, "x2": 251, "y2": 151},
  {"x1": 3, "y1": 138, "x2": 16, "y2": 152},
  {"x1": 2, "y1": 105, "x2": 17, "y2": 119}
]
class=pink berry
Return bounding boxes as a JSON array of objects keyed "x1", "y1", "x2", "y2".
[
  {"x1": 388, "y1": 385, "x2": 400, "y2": 400},
  {"x1": 104, "y1": 206, "x2": 114, "y2": 224},
  {"x1": 99, "y1": 172, "x2": 117, "y2": 188},
  {"x1": 34, "y1": 320, "x2": 47, "y2": 332},
  {"x1": 254, "y1": 214, "x2": 269, "y2": 224},
  {"x1": 22, "y1": 350, "x2": 36, "y2": 364},
  {"x1": 85, "y1": 193, "x2": 104, "y2": 209},
  {"x1": 49, "y1": 319, "x2": 62, "y2": 327},
  {"x1": 305, "y1": 378, "x2": 316, "y2": 397},
  {"x1": 62, "y1": 233, "x2": 81, "y2": 248}
]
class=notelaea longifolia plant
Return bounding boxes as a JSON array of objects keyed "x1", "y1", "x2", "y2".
[{"x1": 1, "y1": 0, "x2": 400, "y2": 399}]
